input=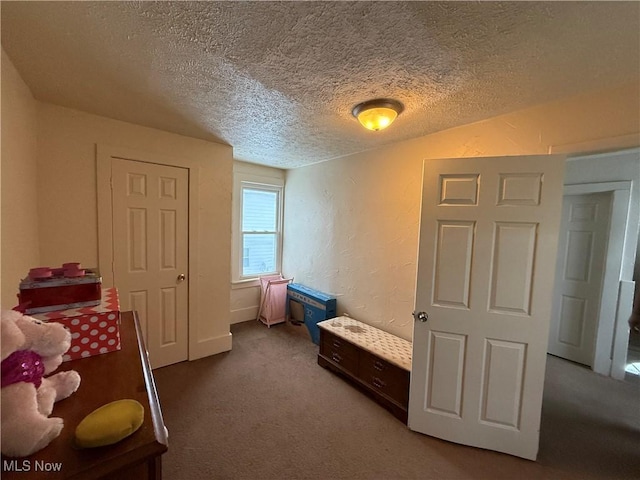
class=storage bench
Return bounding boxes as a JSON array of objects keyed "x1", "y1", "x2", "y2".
[{"x1": 317, "y1": 316, "x2": 412, "y2": 423}]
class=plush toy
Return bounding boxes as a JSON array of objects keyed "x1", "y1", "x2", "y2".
[{"x1": 1, "y1": 309, "x2": 81, "y2": 457}]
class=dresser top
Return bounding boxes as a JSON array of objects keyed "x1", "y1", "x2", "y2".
[
  {"x1": 1, "y1": 312, "x2": 167, "y2": 479},
  {"x1": 318, "y1": 316, "x2": 412, "y2": 371}
]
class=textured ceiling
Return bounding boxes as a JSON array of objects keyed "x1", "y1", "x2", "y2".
[{"x1": 2, "y1": 1, "x2": 639, "y2": 169}]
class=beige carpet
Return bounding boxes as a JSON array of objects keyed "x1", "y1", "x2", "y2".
[{"x1": 153, "y1": 320, "x2": 640, "y2": 480}]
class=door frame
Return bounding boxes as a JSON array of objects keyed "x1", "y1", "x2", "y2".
[
  {"x1": 561, "y1": 181, "x2": 631, "y2": 376},
  {"x1": 96, "y1": 144, "x2": 200, "y2": 359}
]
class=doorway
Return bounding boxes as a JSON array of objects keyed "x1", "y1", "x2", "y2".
[
  {"x1": 548, "y1": 191, "x2": 613, "y2": 367},
  {"x1": 97, "y1": 145, "x2": 195, "y2": 369},
  {"x1": 546, "y1": 147, "x2": 639, "y2": 379}
]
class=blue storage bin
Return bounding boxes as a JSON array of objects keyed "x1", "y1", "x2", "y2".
[{"x1": 286, "y1": 283, "x2": 337, "y2": 344}]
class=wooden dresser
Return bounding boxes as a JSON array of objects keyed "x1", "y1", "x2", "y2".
[
  {"x1": 317, "y1": 317, "x2": 411, "y2": 423},
  {"x1": 1, "y1": 311, "x2": 168, "y2": 479}
]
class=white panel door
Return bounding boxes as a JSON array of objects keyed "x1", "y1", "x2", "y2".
[
  {"x1": 548, "y1": 192, "x2": 612, "y2": 366},
  {"x1": 409, "y1": 155, "x2": 565, "y2": 460},
  {"x1": 111, "y1": 158, "x2": 189, "y2": 369}
]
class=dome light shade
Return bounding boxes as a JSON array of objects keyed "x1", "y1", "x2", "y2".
[{"x1": 352, "y1": 99, "x2": 404, "y2": 131}]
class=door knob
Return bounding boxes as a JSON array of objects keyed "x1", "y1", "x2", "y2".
[
  {"x1": 177, "y1": 273, "x2": 186, "y2": 283},
  {"x1": 412, "y1": 311, "x2": 429, "y2": 323}
]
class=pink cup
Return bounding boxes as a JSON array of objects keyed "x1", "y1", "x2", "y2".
[
  {"x1": 29, "y1": 267, "x2": 52, "y2": 280},
  {"x1": 51, "y1": 267, "x2": 65, "y2": 276},
  {"x1": 64, "y1": 269, "x2": 86, "y2": 278}
]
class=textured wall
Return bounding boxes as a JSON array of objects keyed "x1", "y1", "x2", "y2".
[
  {"x1": 1, "y1": 49, "x2": 40, "y2": 307},
  {"x1": 282, "y1": 83, "x2": 640, "y2": 341}
]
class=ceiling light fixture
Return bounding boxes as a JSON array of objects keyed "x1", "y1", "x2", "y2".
[{"x1": 352, "y1": 98, "x2": 404, "y2": 131}]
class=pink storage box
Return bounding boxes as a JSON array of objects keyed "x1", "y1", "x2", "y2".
[{"x1": 33, "y1": 288, "x2": 121, "y2": 362}]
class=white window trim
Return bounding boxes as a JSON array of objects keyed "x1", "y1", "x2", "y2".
[
  {"x1": 232, "y1": 171, "x2": 284, "y2": 284},
  {"x1": 239, "y1": 182, "x2": 282, "y2": 278}
]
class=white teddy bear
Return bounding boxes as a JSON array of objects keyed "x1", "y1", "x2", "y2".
[{"x1": 1, "y1": 309, "x2": 81, "y2": 457}]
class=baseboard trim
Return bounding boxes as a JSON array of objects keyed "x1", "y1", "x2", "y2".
[{"x1": 230, "y1": 306, "x2": 258, "y2": 324}]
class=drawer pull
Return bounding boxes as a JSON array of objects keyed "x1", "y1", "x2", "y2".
[
  {"x1": 331, "y1": 353, "x2": 342, "y2": 363},
  {"x1": 372, "y1": 377, "x2": 386, "y2": 389},
  {"x1": 373, "y1": 360, "x2": 385, "y2": 371},
  {"x1": 332, "y1": 339, "x2": 342, "y2": 348}
]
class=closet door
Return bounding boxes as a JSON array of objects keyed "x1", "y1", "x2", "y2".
[{"x1": 111, "y1": 158, "x2": 189, "y2": 369}]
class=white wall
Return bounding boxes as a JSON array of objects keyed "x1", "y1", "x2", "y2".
[
  {"x1": 230, "y1": 160, "x2": 285, "y2": 324},
  {"x1": 33, "y1": 103, "x2": 234, "y2": 358},
  {"x1": 1, "y1": 49, "x2": 39, "y2": 308},
  {"x1": 283, "y1": 82, "x2": 640, "y2": 341}
]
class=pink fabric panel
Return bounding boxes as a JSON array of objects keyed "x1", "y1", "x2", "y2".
[{"x1": 259, "y1": 276, "x2": 291, "y2": 325}]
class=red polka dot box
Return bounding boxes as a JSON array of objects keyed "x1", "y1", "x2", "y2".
[{"x1": 33, "y1": 288, "x2": 121, "y2": 362}]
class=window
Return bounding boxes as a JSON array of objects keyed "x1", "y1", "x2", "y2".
[
  {"x1": 232, "y1": 166, "x2": 285, "y2": 283},
  {"x1": 240, "y1": 185, "x2": 281, "y2": 277}
]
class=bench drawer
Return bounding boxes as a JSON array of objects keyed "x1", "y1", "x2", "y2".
[
  {"x1": 320, "y1": 330, "x2": 358, "y2": 373},
  {"x1": 317, "y1": 321, "x2": 410, "y2": 423},
  {"x1": 359, "y1": 350, "x2": 409, "y2": 405}
]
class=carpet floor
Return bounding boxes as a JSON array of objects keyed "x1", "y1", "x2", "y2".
[{"x1": 153, "y1": 320, "x2": 640, "y2": 480}]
